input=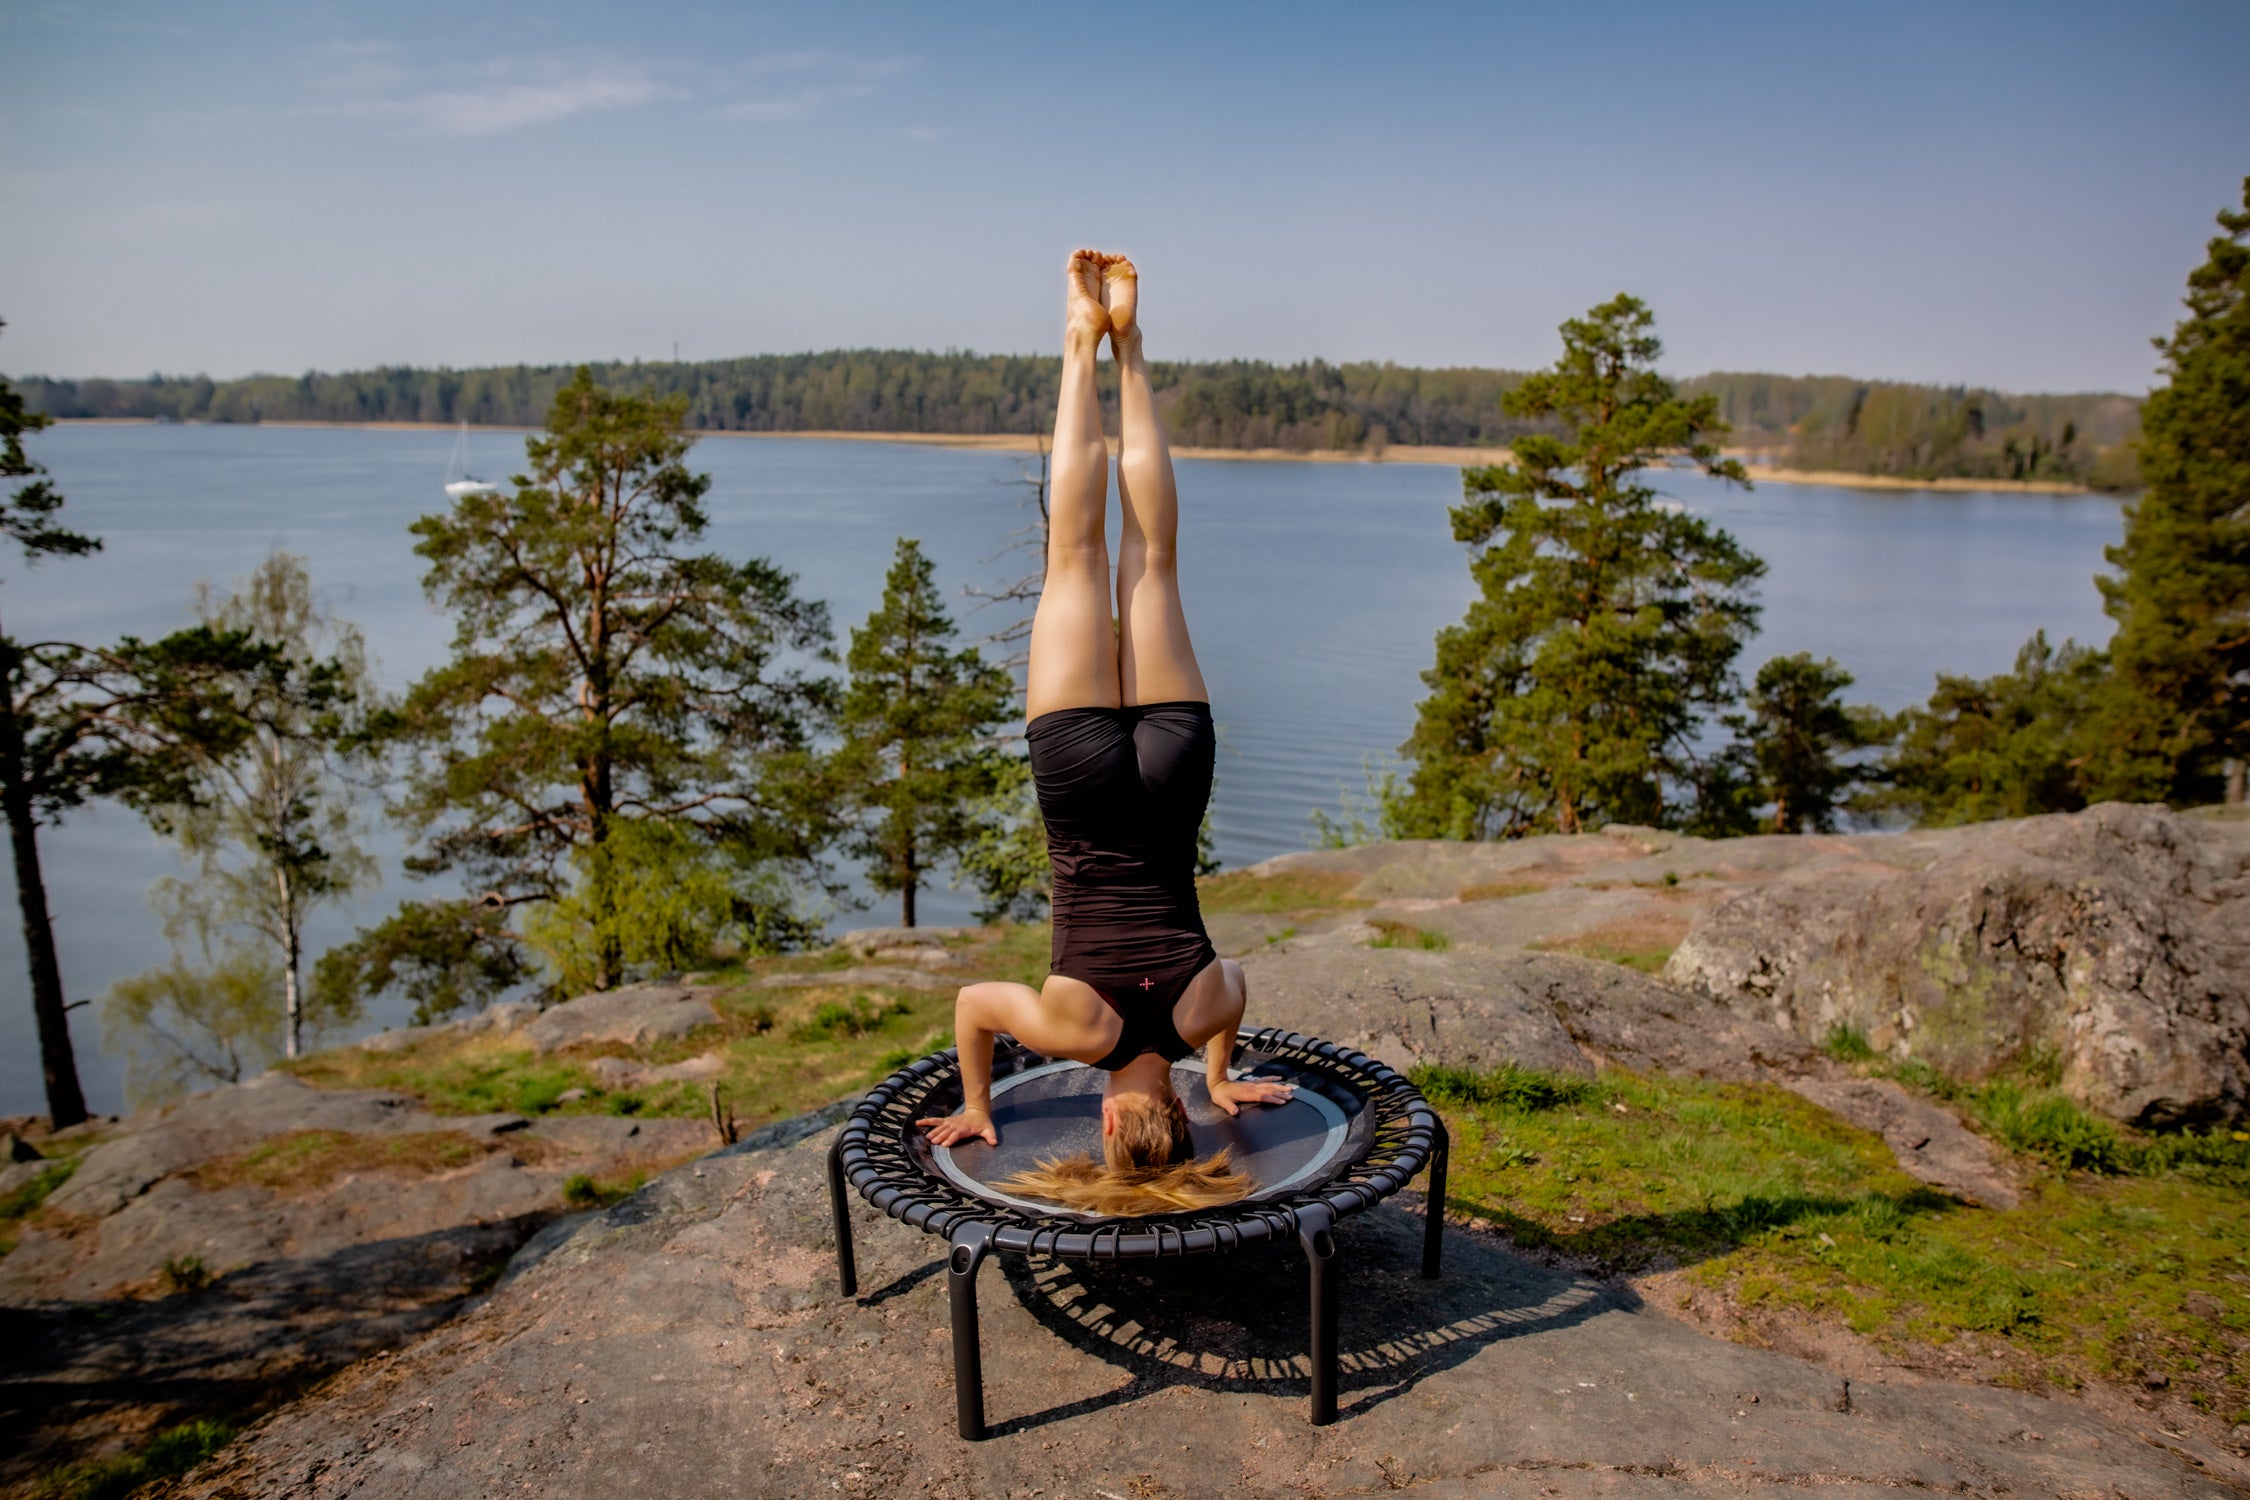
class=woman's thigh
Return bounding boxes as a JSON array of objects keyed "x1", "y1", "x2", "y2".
[
  {"x1": 1026, "y1": 546, "x2": 1121, "y2": 720},
  {"x1": 964, "y1": 975, "x2": 1119, "y2": 1063},
  {"x1": 1168, "y1": 957, "x2": 1238, "y2": 1051}
]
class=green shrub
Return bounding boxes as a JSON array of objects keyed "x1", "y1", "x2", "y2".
[
  {"x1": 159, "y1": 1254, "x2": 214, "y2": 1294},
  {"x1": 0, "y1": 1159, "x2": 74, "y2": 1223},
  {"x1": 34, "y1": 1418, "x2": 236, "y2": 1500},
  {"x1": 1412, "y1": 1063, "x2": 1596, "y2": 1113},
  {"x1": 1821, "y1": 1024, "x2": 1876, "y2": 1063},
  {"x1": 562, "y1": 1172, "x2": 642, "y2": 1210},
  {"x1": 1887, "y1": 1057, "x2": 1965, "y2": 1102},
  {"x1": 2127, "y1": 1125, "x2": 2250, "y2": 1186},
  {"x1": 521, "y1": 819, "x2": 812, "y2": 997},
  {"x1": 794, "y1": 995, "x2": 907, "y2": 1041},
  {"x1": 1369, "y1": 918, "x2": 1450, "y2": 951},
  {"x1": 1976, "y1": 1082, "x2": 2125, "y2": 1172}
]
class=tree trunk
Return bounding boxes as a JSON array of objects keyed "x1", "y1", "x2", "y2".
[
  {"x1": 901, "y1": 835, "x2": 917, "y2": 928},
  {"x1": 3, "y1": 774, "x2": 87, "y2": 1129},
  {"x1": 2228, "y1": 758, "x2": 2246, "y2": 807},
  {"x1": 279, "y1": 866, "x2": 301, "y2": 1059},
  {"x1": 586, "y1": 795, "x2": 620, "y2": 993}
]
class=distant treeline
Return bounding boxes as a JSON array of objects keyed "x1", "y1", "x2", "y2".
[
  {"x1": 1691, "y1": 372, "x2": 2143, "y2": 490},
  {"x1": 16, "y1": 352, "x2": 2143, "y2": 488}
]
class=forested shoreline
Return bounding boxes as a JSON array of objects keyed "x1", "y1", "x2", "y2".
[{"x1": 17, "y1": 351, "x2": 2144, "y2": 490}]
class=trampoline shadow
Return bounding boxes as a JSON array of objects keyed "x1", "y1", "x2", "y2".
[
  {"x1": 982, "y1": 1196, "x2": 1621, "y2": 1435},
  {"x1": 857, "y1": 1258, "x2": 946, "y2": 1307}
]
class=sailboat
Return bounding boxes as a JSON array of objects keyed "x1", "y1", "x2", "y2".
[{"x1": 442, "y1": 420, "x2": 502, "y2": 498}]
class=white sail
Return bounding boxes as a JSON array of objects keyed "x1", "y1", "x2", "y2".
[{"x1": 442, "y1": 421, "x2": 501, "y2": 497}]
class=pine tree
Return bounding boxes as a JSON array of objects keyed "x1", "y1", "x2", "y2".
[
  {"x1": 836, "y1": 538, "x2": 1014, "y2": 926},
  {"x1": 1877, "y1": 632, "x2": 2107, "y2": 826},
  {"x1": 1, "y1": 325, "x2": 101, "y2": 1126},
  {"x1": 1734, "y1": 653, "x2": 1879, "y2": 833},
  {"x1": 335, "y1": 368, "x2": 835, "y2": 1009},
  {"x1": 2093, "y1": 178, "x2": 2250, "y2": 805},
  {"x1": 1390, "y1": 295, "x2": 1763, "y2": 838}
]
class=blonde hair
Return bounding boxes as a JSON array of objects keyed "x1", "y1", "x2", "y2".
[{"x1": 1001, "y1": 1091, "x2": 1254, "y2": 1216}]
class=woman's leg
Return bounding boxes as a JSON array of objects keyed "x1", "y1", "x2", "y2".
[
  {"x1": 917, "y1": 980, "x2": 1116, "y2": 1146},
  {"x1": 1107, "y1": 258, "x2": 1209, "y2": 706},
  {"x1": 1024, "y1": 251, "x2": 1122, "y2": 723}
]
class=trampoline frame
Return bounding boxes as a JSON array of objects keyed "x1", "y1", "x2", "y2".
[{"x1": 825, "y1": 1026, "x2": 1450, "y2": 1438}]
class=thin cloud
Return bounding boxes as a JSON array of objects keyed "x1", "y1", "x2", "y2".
[
  {"x1": 740, "y1": 50, "x2": 913, "y2": 78},
  {"x1": 328, "y1": 61, "x2": 674, "y2": 137},
  {"x1": 718, "y1": 84, "x2": 870, "y2": 122},
  {"x1": 715, "y1": 51, "x2": 915, "y2": 123}
]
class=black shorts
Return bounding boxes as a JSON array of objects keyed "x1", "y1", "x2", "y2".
[{"x1": 1027, "y1": 701, "x2": 1217, "y2": 1067}]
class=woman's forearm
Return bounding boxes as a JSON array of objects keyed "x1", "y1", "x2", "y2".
[
  {"x1": 956, "y1": 995, "x2": 996, "y2": 1113},
  {"x1": 1204, "y1": 986, "x2": 1245, "y2": 1091}
]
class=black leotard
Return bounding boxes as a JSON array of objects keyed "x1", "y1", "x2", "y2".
[{"x1": 1026, "y1": 701, "x2": 1217, "y2": 1070}]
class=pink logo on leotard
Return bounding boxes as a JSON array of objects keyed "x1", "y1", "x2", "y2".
[{"x1": 1139, "y1": 977, "x2": 1155, "y2": 991}]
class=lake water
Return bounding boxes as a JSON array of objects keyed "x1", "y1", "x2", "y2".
[{"x1": 0, "y1": 424, "x2": 2127, "y2": 1115}]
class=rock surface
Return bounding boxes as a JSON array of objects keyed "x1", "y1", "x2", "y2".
[
  {"x1": 0, "y1": 1073, "x2": 710, "y2": 1488},
  {"x1": 1665, "y1": 804, "x2": 2250, "y2": 1125},
  {"x1": 161, "y1": 1122, "x2": 2236, "y2": 1500},
  {"x1": 1239, "y1": 930, "x2": 1817, "y2": 1085},
  {"x1": 1782, "y1": 1077, "x2": 2019, "y2": 1209},
  {"x1": 4, "y1": 1076, "x2": 707, "y2": 1306},
  {"x1": 835, "y1": 924, "x2": 975, "y2": 961},
  {"x1": 520, "y1": 983, "x2": 723, "y2": 1054},
  {"x1": 11, "y1": 809, "x2": 2244, "y2": 1495}
]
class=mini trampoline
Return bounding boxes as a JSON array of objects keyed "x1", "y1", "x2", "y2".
[{"x1": 826, "y1": 1027, "x2": 1449, "y2": 1438}]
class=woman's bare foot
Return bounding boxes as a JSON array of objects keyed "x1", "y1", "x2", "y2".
[
  {"x1": 1067, "y1": 249, "x2": 1110, "y2": 349},
  {"x1": 1100, "y1": 254, "x2": 1140, "y2": 354}
]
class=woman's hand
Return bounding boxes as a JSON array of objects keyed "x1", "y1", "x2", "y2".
[
  {"x1": 1207, "y1": 1077, "x2": 1295, "y2": 1116},
  {"x1": 916, "y1": 1105, "x2": 998, "y2": 1147}
]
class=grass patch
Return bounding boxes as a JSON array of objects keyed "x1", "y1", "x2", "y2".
[
  {"x1": 159, "y1": 1254, "x2": 214, "y2": 1294},
  {"x1": 1880, "y1": 1055, "x2": 2250, "y2": 1182},
  {"x1": 1368, "y1": 918, "x2": 1450, "y2": 951},
  {"x1": 563, "y1": 1171, "x2": 645, "y2": 1210},
  {"x1": 284, "y1": 1038, "x2": 601, "y2": 1117},
  {"x1": 1416, "y1": 1063, "x2": 1596, "y2": 1113},
  {"x1": 1431, "y1": 1059, "x2": 2250, "y2": 1406},
  {"x1": 792, "y1": 994, "x2": 910, "y2": 1041},
  {"x1": 1529, "y1": 915, "x2": 1688, "y2": 975},
  {"x1": 273, "y1": 924, "x2": 1024, "y2": 1145},
  {"x1": 1973, "y1": 1080, "x2": 2126, "y2": 1173},
  {"x1": 33, "y1": 1418, "x2": 236, "y2": 1500},
  {"x1": 1, "y1": 1159, "x2": 76, "y2": 1245},
  {"x1": 1821, "y1": 1024, "x2": 1878, "y2": 1063},
  {"x1": 1457, "y1": 880, "x2": 1545, "y2": 902},
  {"x1": 189, "y1": 1129, "x2": 536, "y2": 1195},
  {"x1": 1530, "y1": 935, "x2": 1679, "y2": 974},
  {"x1": 1197, "y1": 868, "x2": 1367, "y2": 914}
]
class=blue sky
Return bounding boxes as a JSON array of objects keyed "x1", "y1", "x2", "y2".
[{"x1": 4, "y1": 1, "x2": 2246, "y2": 391}]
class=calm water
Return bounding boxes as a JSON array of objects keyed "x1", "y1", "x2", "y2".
[{"x1": 0, "y1": 424, "x2": 2126, "y2": 1115}]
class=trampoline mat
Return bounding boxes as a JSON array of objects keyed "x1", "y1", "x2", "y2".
[{"x1": 915, "y1": 1055, "x2": 1374, "y2": 1220}]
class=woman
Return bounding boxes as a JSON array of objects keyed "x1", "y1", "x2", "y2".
[{"x1": 916, "y1": 251, "x2": 1293, "y2": 1212}]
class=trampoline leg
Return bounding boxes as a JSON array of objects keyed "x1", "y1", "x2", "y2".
[
  {"x1": 1297, "y1": 1205, "x2": 1339, "y2": 1427},
  {"x1": 1422, "y1": 1116, "x2": 1450, "y2": 1281},
  {"x1": 947, "y1": 1223, "x2": 995, "y2": 1441},
  {"x1": 826, "y1": 1134, "x2": 858, "y2": 1298}
]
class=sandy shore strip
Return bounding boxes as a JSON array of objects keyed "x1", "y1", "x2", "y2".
[
  {"x1": 1737, "y1": 463, "x2": 2091, "y2": 495},
  {"x1": 54, "y1": 420, "x2": 2098, "y2": 493}
]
